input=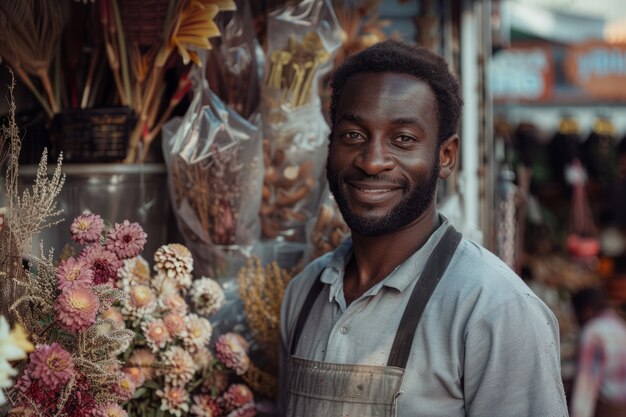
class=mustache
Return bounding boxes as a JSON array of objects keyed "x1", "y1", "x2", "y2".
[{"x1": 342, "y1": 173, "x2": 408, "y2": 188}]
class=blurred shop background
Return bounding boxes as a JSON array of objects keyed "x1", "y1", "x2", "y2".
[{"x1": 2, "y1": 0, "x2": 626, "y2": 414}]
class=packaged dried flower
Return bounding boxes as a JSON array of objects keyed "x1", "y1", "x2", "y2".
[
  {"x1": 259, "y1": 0, "x2": 342, "y2": 243},
  {"x1": 163, "y1": 54, "x2": 264, "y2": 279}
]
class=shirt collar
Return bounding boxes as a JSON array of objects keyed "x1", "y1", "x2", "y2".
[{"x1": 318, "y1": 215, "x2": 452, "y2": 298}]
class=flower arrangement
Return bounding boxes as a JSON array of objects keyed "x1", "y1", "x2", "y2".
[
  {"x1": 4, "y1": 212, "x2": 145, "y2": 416},
  {"x1": 115, "y1": 243, "x2": 257, "y2": 416}
]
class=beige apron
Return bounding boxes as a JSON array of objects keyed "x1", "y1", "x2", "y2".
[{"x1": 286, "y1": 227, "x2": 461, "y2": 417}]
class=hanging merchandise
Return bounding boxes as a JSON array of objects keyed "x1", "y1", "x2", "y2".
[
  {"x1": 259, "y1": 0, "x2": 342, "y2": 243},
  {"x1": 565, "y1": 159, "x2": 601, "y2": 262},
  {"x1": 581, "y1": 115, "x2": 617, "y2": 190},
  {"x1": 611, "y1": 137, "x2": 626, "y2": 228},
  {"x1": 206, "y1": 0, "x2": 264, "y2": 121},
  {"x1": 548, "y1": 116, "x2": 581, "y2": 188},
  {"x1": 162, "y1": 56, "x2": 263, "y2": 279}
]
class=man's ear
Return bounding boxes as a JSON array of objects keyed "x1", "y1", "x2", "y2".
[{"x1": 438, "y1": 134, "x2": 459, "y2": 179}]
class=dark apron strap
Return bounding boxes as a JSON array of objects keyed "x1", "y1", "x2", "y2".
[
  {"x1": 290, "y1": 225, "x2": 462, "y2": 362},
  {"x1": 290, "y1": 273, "x2": 325, "y2": 355},
  {"x1": 387, "y1": 226, "x2": 461, "y2": 367}
]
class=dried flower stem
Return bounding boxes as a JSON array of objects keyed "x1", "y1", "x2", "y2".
[
  {"x1": 111, "y1": 0, "x2": 132, "y2": 107},
  {"x1": 11, "y1": 64, "x2": 54, "y2": 118}
]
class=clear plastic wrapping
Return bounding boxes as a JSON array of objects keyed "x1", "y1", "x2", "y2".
[
  {"x1": 163, "y1": 70, "x2": 263, "y2": 278},
  {"x1": 259, "y1": 0, "x2": 342, "y2": 243}
]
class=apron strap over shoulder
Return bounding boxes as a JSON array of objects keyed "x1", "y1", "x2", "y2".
[
  {"x1": 290, "y1": 273, "x2": 325, "y2": 356},
  {"x1": 387, "y1": 226, "x2": 462, "y2": 368}
]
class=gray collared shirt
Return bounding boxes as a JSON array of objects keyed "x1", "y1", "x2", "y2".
[{"x1": 280, "y1": 218, "x2": 569, "y2": 416}]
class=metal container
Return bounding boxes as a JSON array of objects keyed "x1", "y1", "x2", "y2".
[{"x1": 11, "y1": 163, "x2": 172, "y2": 261}]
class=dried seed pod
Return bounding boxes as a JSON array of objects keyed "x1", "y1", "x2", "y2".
[
  {"x1": 260, "y1": 204, "x2": 275, "y2": 216},
  {"x1": 261, "y1": 218, "x2": 282, "y2": 239},
  {"x1": 273, "y1": 149, "x2": 286, "y2": 166},
  {"x1": 280, "y1": 208, "x2": 308, "y2": 222},
  {"x1": 262, "y1": 184, "x2": 271, "y2": 201},
  {"x1": 275, "y1": 185, "x2": 310, "y2": 207},
  {"x1": 265, "y1": 166, "x2": 278, "y2": 184}
]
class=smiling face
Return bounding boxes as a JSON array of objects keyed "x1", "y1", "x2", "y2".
[{"x1": 327, "y1": 72, "x2": 451, "y2": 237}]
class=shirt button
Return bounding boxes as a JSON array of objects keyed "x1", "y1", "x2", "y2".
[{"x1": 340, "y1": 324, "x2": 350, "y2": 334}]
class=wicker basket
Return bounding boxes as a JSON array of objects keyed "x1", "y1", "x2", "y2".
[
  {"x1": 51, "y1": 108, "x2": 135, "y2": 163},
  {"x1": 120, "y1": 0, "x2": 171, "y2": 47}
]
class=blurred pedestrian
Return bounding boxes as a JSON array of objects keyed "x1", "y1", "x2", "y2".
[{"x1": 570, "y1": 286, "x2": 626, "y2": 417}]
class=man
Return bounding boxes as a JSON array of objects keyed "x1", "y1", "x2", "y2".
[
  {"x1": 279, "y1": 40, "x2": 568, "y2": 416},
  {"x1": 570, "y1": 286, "x2": 626, "y2": 417}
]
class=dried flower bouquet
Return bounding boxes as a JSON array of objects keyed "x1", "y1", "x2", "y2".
[{"x1": 114, "y1": 244, "x2": 258, "y2": 417}]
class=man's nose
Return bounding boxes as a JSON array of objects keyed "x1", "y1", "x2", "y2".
[{"x1": 355, "y1": 138, "x2": 394, "y2": 175}]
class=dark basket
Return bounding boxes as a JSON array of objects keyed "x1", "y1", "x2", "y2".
[{"x1": 51, "y1": 108, "x2": 136, "y2": 163}]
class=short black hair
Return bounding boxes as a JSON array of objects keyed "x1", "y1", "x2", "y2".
[{"x1": 330, "y1": 40, "x2": 463, "y2": 144}]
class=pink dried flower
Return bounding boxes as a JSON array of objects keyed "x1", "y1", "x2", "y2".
[
  {"x1": 117, "y1": 256, "x2": 151, "y2": 292},
  {"x1": 159, "y1": 293, "x2": 189, "y2": 316},
  {"x1": 221, "y1": 384, "x2": 255, "y2": 413},
  {"x1": 183, "y1": 314, "x2": 212, "y2": 353},
  {"x1": 158, "y1": 346, "x2": 197, "y2": 387},
  {"x1": 12, "y1": 368, "x2": 34, "y2": 394},
  {"x1": 202, "y1": 369, "x2": 230, "y2": 395},
  {"x1": 106, "y1": 220, "x2": 147, "y2": 259},
  {"x1": 129, "y1": 285, "x2": 156, "y2": 309},
  {"x1": 142, "y1": 319, "x2": 172, "y2": 352},
  {"x1": 101, "y1": 307, "x2": 125, "y2": 327},
  {"x1": 112, "y1": 372, "x2": 136, "y2": 401},
  {"x1": 55, "y1": 286, "x2": 100, "y2": 333},
  {"x1": 123, "y1": 365, "x2": 145, "y2": 388},
  {"x1": 164, "y1": 313, "x2": 187, "y2": 338},
  {"x1": 27, "y1": 343, "x2": 75, "y2": 391},
  {"x1": 56, "y1": 257, "x2": 93, "y2": 290},
  {"x1": 156, "y1": 386, "x2": 190, "y2": 417},
  {"x1": 93, "y1": 403, "x2": 128, "y2": 417},
  {"x1": 80, "y1": 244, "x2": 122, "y2": 285},
  {"x1": 227, "y1": 403, "x2": 257, "y2": 417},
  {"x1": 128, "y1": 348, "x2": 157, "y2": 380},
  {"x1": 61, "y1": 379, "x2": 97, "y2": 417},
  {"x1": 215, "y1": 333, "x2": 250, "y2": 375},
  {"x1": 70, "y1": 213, "x2": 104, "y2": 244},
  {"x1": 191, "y1": 394, "x2": 222, "y2": 417},
  {"x1": 192, "y1": 345, "x2": 214, "y2": 371}
]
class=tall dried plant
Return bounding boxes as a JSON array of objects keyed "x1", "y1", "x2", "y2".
[
  {"x1": 237, "y1": 256, "x2": 296, "y2": 397},
  {"x1": 0, "y1": 73, "x2": 64, "y2": 328},
  {"x1": 100, "y1": 0, "x2": 236, "y2": 163},
  {"x1": 0, "y1": 1, "x2": 70, "y2": 118}
]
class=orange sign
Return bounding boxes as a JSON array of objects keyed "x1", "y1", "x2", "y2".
[{"x1": 565, "y1": 41, "x2": 626, "y2": 100}]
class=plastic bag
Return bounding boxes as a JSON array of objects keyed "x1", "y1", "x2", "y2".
[
  {"x1": 259, "y1": 0, "x2": 342, "y2": 243},
  {"x1": 207, "y1": 0, "x2": 264, "y2": 120},
  {"x1": 163, "y1": 66, "x2": 263, "y2": 279}
]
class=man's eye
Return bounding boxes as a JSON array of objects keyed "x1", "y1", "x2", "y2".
[
  {"x1": 395, "y1": 135, "x2": 416, "y2": 144},
  {"x1": 341, "y1": 131, "x2": 362, "y2": 141}
]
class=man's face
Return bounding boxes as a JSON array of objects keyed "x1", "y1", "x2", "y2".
[{"x1": 326, "y1": 72, "x2": 442, "y2": 237}]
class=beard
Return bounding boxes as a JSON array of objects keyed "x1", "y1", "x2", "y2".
[{"x1": 326, "y1": 154, "x2": 440, "y2": 237}]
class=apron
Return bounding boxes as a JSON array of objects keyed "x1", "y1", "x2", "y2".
[{"x1": 286, "y1": 226, "x2": 462, "y2": 417}]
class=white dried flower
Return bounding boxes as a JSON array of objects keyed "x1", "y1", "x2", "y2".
[{"x1": 189, "y1": 277, "x2": 225, "y2": 316}]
